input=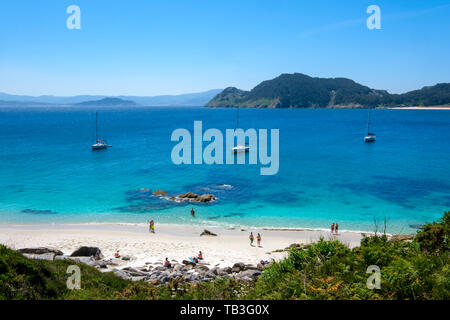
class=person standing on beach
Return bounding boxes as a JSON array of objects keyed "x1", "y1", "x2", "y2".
[
  {"x1": 331, "y1": 223, "x2": 335, "y2": 234},
  {"x1": 190, "y1": 208, "x2": 195, "y2": 217},
  {"x1": 335, "y1": 223, "x2": 339, "y2": 235},
  {"x1": 257, "y1": 233, "x2": 261, "y2": 247},
  {"x1": 149, "y1": 220, "x2": 155, "y2": 233},
  {"x1": 249, "y1": 232, "x2": 254, "y2": 246}
]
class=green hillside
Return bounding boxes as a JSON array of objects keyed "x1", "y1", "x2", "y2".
[{"x1": 205, "y1": 73, "x2": 450, "y2": 108}]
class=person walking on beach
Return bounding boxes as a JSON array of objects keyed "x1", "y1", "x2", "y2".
[
  {"x1": 335, "y1": 223, "x2": 339, "y2": 235},
  {"x1": 249, "y1": 232, "x2": 254, "y2": 246},
  {"x1": 190, "y1": 208, "x2": 195, "y2": 217},
  {"x1": 331, "y1": 223, "x2": 335, "y2": 234},
  {"x1": 257, "y1": 233, "x2": 262, "y2": 247},
  {"x1": 149, "y1": 220, "x2": 155, "y2": 233}
]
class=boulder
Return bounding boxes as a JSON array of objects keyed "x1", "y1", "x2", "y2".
[
  {"x1": 206, "y1": 271, "x2": 217, "y2": 278},
  {"x1": 153, "y1": 190, "x2": 168, "y2": 196},
  {"x1": 200, "y1": 229, "x2": 217, "y2": 236},
  {"x1": 210, "y1": 267, "x2": 219, "y2": 275},
  {"x1": 182, "y1": 265, "x2": 193, "y2": 271},
  {"x1": 197, "y1": 194, "x2": 216, "y2": 203},
  {"x1": 222, "y1": 266, "x2": 232, "y2": 274},
  {"x1": 122, "y1": 267, "x2": 149, "y2": 276},
  {"x1": 239, "y1": 276, "x2": 253, "y2": 282},
  {"x1": 173, "y1": 192, "x2": 216, "y2": 203},
  {"x1": 60, "y1": 256, "x2": 97, "y2": 267},
  {"x1": 239, "y1": 269, "x2": 262, "y2": 278},
  {"x1": 154, "y1": 266, "x2": 167, "y2": 272},
  {"x1": 113, "y1": 269, "x2": 131, "y2": 280},
  {"x1": 70, "y1": 246, "x2": 103, "y2": 260},
  {"x1": 195, "y1": 265, "x2": 209, "y2": 272},
  {"x1": 22, "y1": 253, "x2": 55, "y2": 261},
  {"x1": 130, "y1": 276, "x2": 147, "y2": 282},
  {"x1": 232, "y1": 262, "x2": 246, "y2": 273},
  {"x1": 173, "y1": 264, "x2": 183, "y2": 272},
  {"x1": 18, "y1": 247, "x2": 63, "y2": 256},
  {"x1": 178, "y1": 192, "x2": 198, "y2": 199}
]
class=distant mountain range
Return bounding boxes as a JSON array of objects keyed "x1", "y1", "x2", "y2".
[
  {"x1": 74, "y1": 97, "x2": 137, "y2": 106},
  {"x1": 205, "y1": 73, "x2": 450, "y2": 108},
  {"x1": 0, "y1": 89, "x2": 222, "y2": 107}
]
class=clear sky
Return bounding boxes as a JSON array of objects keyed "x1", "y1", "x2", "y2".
[{"x1": 1, "y1": 0, "x2": 449, "y2": 96}]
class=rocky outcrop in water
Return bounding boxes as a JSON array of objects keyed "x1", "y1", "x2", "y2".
[
  {"x1": 200, "y1": 229, "x2": 217, "y2": 236},
  {"x1": 171, "y1": 192, "x2": 216, "y2": 203}
]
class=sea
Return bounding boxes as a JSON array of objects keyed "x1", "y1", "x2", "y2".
[{"x1": 0, "y1": 106, "x2": 449, "y2": 234}]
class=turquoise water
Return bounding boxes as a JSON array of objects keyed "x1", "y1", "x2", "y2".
[{"x1": 0, "y1": 106, "x2": 449, "y2": 234}]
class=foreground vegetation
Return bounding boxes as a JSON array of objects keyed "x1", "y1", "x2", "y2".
[{"x1": 1, "y1": 212, "x2": 449, "y2": 300}]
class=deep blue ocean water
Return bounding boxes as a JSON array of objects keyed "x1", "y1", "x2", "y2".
[{"x1": 0, "y1": 106, "x2": 449, "y2": 234}]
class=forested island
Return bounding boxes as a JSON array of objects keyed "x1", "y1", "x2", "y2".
[{"x1": 205, "y1": 73, "x2": 450, "y2": 108}]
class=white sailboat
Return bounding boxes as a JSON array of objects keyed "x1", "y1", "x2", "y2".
[
  {"x1": 92, "y1": 112, "x2": 112, "y2": 151},
  {"x1": 232, "y1": 107, "x2": 250, "y2": 153},
  {"x1": 364, "y1": 109, "x2": 376, "y2": 143}
]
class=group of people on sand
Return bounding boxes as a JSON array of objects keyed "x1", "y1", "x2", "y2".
[
  {"x1": 331, "y1": 223, "x2": 339, "y2": 235},
  {"x1": 189, "y1": 251, "x2": 203, "y2": 263},
  {"x1": 164, "y1": 251, "x2": 203, "y2": 269},
  {"x1": 249, "y1": 232, "x2": 262, "y2": 247}
]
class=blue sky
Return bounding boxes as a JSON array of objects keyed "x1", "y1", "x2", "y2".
[{"x1": 0, "y1": 0, "x2": 449, "y2": 96}]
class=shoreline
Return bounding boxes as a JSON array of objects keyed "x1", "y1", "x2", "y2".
[
  {"x1": 0, "y1": 222, "x2": 366, "y2": 269},
  {"x1": 0, "y1": 220, "x2": 390, "y2": 236},
  {"x1": 388, "y1": 106, "x2": 450, "y2": 110}
]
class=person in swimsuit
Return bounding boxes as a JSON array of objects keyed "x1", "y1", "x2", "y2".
[
  {"x1": 149, "y1": 220, "x2": 155, "y2": 233},
  {"x1": 249, "y1": 232, "x2": 254, "y2": 246},
  {"x1": 114, "y1": 250, "x2": 120, "y2": 258},
  {"x1": 331, "y1": 223, "x2": 335, "y2": 234},
  {"x1": 198, "y1": 251, "x2": 203, "y2": 260},
  {"x1": 257, "y1": 233, "x2": 262, "y2": 247},
  {"x1": 164, "y1": 258, "x2": 172, "y2": 268},
  {"x1": 335, "y1": 223, "x2": 339, "y2": 235},
  {"x1": 190, "y1": 208, "x2": 195, "y2": 217}
]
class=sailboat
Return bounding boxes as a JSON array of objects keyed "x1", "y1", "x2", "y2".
[
  {"x1": 364, "y1": 109, "x2": 376, "y2": 143},
  {"x1": 91, "y1": 112, "x2": 112, "y2": 151},
  {"x1": 232, "y1": 107, "x2": 250, "y2": 153}
]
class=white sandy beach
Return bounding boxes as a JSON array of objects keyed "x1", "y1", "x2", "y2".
[
  {"x1": 389, "y1": 106, "x2": 450, "y2": 110},
  {"x1": 0, "y1": 223, "x2": 365, "y2": 269}
]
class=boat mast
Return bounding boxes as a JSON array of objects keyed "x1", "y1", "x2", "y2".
[
  {"x1": 95, "y1": 112, "x2": 99, "y2": 141},
  {"x1": 236, "y1": 107, "x2": 239, "y2": 129},
  {"x1": 367, "y1": 109, "x2": 371, "y2": 134}
]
